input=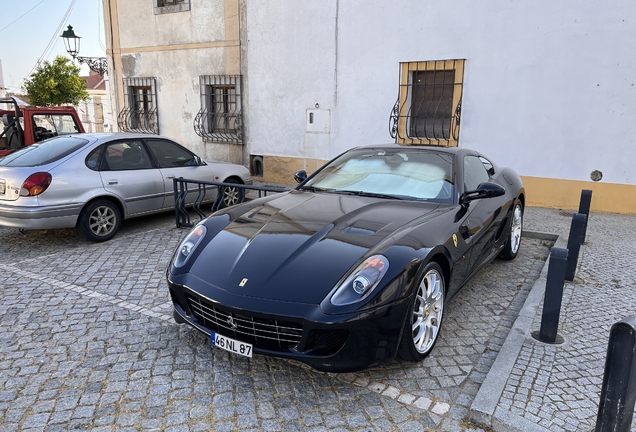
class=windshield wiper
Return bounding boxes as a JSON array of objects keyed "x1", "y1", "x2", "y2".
[
  {"x1": 299, "y1": 185, "x2": 333, "y2": 192},
  {"x1": 334, "y1": 190, "x2": 407, "y2": 200}
]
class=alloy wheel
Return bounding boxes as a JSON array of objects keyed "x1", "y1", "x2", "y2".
[
  {"x1": 223, "y1": 186, "x2": 240, "y2": 207},
  {"x1": 412, "y1": 268, "x2": 445, "y2": 354},
  {"x1": 510, "y1": 203, "x2": 523, "y2": 255},
  {"x1": 88, "y1": 205, "x2": 117, "y2": 237}
]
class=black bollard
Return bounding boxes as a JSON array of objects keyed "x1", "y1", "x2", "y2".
[
  {"x1": 595, "y1": 317, "x2": 636, "y2": 432},
  {"x1": 565, "y1": 213, "x2": 586, "y2": 282},
  {"x1": 578, "y1": 189, "x2": 593, "y2": 243},
  {"x1": 532, "y1": 247, "x2": 568, "y2": 344}
]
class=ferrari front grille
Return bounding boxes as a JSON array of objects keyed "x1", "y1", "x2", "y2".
[{"x1": 185, "y1": 293, "x2": 303, "y2": 350}]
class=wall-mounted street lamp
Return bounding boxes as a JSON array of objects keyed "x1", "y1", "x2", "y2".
[{"x1": 60, "y1": 25, "x2": 108, "y2": 76}]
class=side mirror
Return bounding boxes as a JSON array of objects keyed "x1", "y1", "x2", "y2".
[
  {"x1": 294, "y1": 170, "x2": 307, "y2": 184},
  {"x1": 462, "y1": 181, "x2": 505, "y2": 203}
]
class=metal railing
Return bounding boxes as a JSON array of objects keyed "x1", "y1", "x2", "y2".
[
  {"x1": 173, "y1": 177, "x2": 289, "y2": 228},
  {"x1": 193, "y1": 75, "x2": 243, "y2": 144},
  {"x1": 117, "y1": 107, "x2": 159, "y2": 135}
]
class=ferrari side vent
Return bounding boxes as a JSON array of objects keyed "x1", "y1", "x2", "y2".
[{"x1": 185, "y1": 293, "x2": 303, "y2": 350}]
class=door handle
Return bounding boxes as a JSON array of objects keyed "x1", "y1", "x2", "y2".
[
  {"x1": 107, "y1": 180, "x2": 118, "y2": 185},
  {"x1": 165, "y1": 176, "x2": 175, "y2": 180}
]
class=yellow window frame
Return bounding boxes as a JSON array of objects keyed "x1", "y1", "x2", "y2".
[{"x1": 392, "y1": 59, "x2": 465, "y2": 147}]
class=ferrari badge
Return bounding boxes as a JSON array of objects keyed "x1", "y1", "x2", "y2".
[
  {"x1": 239, "y1": 278, "x2": 248, "y2": 287},
  {"x1": 452, "y1": 234, "x2": 458, "y2": 248}
]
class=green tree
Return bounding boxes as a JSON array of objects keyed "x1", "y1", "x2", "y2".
[{"x1": 22, "y1": 55, "x2": 90, "y2": 106}]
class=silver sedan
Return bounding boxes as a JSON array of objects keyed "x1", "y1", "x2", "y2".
[{"x1": 0, "y1": 133, "x2": 252, "y2": 241}]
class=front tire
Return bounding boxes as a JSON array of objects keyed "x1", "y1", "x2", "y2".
[
  {"x1": 77, "y1": 199, "x2": 121, "y2": 242},
  {"x1": 499, "y1": 200, "x2": 523, "y2": 260},
  {"x1": 219, "y1": 178, "x2": 244, "y2": 208},
  {"x1": 398, "y1": 262, "x2": 445, "y2": 362}
]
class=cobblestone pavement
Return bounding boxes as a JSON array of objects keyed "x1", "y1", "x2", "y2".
[
  {"x1": 0, "y1": 210, "x2": 551, "y2": 431},
  {"x1": 471, "y1": 207, "x2": 636, "y2": 431}
]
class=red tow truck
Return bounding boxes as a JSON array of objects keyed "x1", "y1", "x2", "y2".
[{"x1": 0, "y1": 97, "x2": 85, "y2": 157}]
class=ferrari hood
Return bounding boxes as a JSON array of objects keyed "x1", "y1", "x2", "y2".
[{"x1": 189, "y1": 190, "x2": 442, "y2": 304}]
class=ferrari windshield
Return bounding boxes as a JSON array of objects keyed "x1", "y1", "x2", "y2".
[{"x1": 302, "y1": 148, "x2": 455, "y2": 202}]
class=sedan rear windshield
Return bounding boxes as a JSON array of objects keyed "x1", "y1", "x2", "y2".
[{"x1": 0, "y1": 137, "x2": 90, "y2": 167}]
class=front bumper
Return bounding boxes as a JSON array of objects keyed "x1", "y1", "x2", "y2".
[{"x1": 167, "y1": 273, "x2": 410, "y2": 372}]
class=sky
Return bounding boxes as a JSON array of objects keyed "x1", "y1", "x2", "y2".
[{"x1": 0, "y1": 0, "x2": 107, "y2": 92}]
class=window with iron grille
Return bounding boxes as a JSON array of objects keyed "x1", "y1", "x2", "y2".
[
  {"x1": 154, "y1": 0, "x2": 190, "y2": 14},
  {"x1": 194, "y1": 75, "x2": 243, "y2": 144},
  {"x1": 118, "y1": 77, "x2": 159, "y2": 135},
  {"x1": 389, "y1": 59, "x2": 465, "y2": 146}
]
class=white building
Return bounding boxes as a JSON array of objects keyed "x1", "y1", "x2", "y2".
[
  {"x1": 103, "y1": 0, "x2": 636, "y2": 213},
  {"x1": 78, "y1": 71, "x2": 114, "y2": 133},
  {"x1": 104, "y1": 0, "x2": 243, "y2": 165}
]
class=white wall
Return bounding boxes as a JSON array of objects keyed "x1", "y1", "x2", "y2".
[
  {"x1": 245, "y1": 0, "x2": 636, "y2": 185},
  {"x1": 245, "y1": 3, "x2": 338, "y2": 161}
]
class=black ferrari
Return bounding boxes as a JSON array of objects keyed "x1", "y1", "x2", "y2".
[{"x1": 167, "y1": 145, "x2": 524, "y2": 372}]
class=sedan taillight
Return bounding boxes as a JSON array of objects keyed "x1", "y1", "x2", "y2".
[{"x1": 21, "y1": 172, "x2": 52, "y2": 196}]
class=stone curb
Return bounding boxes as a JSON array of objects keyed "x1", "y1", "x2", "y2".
[{"x1": 469, "y1": 231, "x2": 567, "y2": 431}]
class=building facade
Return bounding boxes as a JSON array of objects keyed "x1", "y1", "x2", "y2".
[
  {"x1": 78, "y1": 71, "x2": 114, "y2": 133},
  {"x1": 104, "y1": 0, "x2": 243, "y2": 164},
  {"x1": 104, "y1": 0, "x2": 636, "y2": 213}
]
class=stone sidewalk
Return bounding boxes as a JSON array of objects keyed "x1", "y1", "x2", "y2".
[
  {"x1": 470, "y1": 207, "x2": 636, "y2": 431},
  {"x1": 0, "y1": 205, "x2": 634, "y2": 431}
]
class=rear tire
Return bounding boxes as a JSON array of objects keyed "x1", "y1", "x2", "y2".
[
  {"x1": 499, "y1": 200, "x2": 523, "y2": 260},
  {"x1": 398, "y1": 262, "x2": 445, "y2": 362},
  {"x1": 219, "y1": 178, "x2": 244, "y2": 208},
  {"x1": 77, "y1": 199, "x2": 121, "y2": 242}
]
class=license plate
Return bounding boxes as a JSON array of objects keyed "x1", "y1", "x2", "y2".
[{"x1": 211, "y1": 331, "x2": 253, "y2": 358}]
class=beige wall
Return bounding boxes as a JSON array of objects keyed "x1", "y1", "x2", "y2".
[
  {"x1": 103, "y1": 0, "x2": 243, "y2": 164},
  {"x1": 522, "y1": 176, "x2": 636, "y2": 214},
  {"x1": 262, "y1": 156, "x2": 329, "y2": 185}
]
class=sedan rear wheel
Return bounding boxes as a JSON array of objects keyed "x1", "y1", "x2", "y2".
[
  {"x1": 220, "y1": 179, "x2": 244, "y2": 208},
  {"x1": 499, "y1": 200, "x2": 523, "y2": 260},
  {"x1": 399, "y1": 262, "x2": 445, "y2": 362},
  {"x1": 77, "y1": 199, "x2": 121, "y2": 242}
]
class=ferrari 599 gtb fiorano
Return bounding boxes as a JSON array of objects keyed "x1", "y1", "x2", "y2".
[{"x1": 167, "y1": 144, "x2": 524, "y2": 372}]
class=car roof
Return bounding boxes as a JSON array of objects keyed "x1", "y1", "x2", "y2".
[
  {"x1": 72, "y1": 132, "x2": 166, "y2": 143},
  {"x1": 351, "y1": 143, "x2": 476, "y2": 157}
]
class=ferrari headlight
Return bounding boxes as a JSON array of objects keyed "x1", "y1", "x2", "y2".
[
  {"x1": 173, "y1": 224, "x2": 207, "y2": 268},
  {"x1": 330, "y1": 255, "x2": 389, "y2": 306}
]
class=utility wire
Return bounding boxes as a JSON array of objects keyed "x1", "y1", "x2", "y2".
[
  {"x1": 0, "y1": 0, "x2": 47, "y2": 34},
  {"x1": 18, "y1": 0, "x2": 77, "y2": 90},
  {"x1": 98, "y1": 0, "x2": 107, "y2": 51}
]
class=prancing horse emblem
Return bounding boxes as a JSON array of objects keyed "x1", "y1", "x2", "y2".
[
  {"x1": 227, "y1": 315, "x2": 237, "y2": 330},
  {"x1": 239, "y1": 278, "x2": 248, "y2": 287},
  {"x1": 452, "y1": 234, "x2": 458, "y2": 248}
]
